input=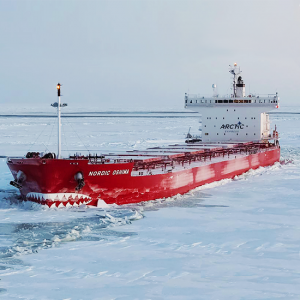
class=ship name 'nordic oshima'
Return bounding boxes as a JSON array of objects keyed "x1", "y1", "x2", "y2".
[{"x1": 7, "y1": 64, "x2": 280, "y2": 208}]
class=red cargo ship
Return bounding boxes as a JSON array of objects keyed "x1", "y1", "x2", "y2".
[{"x1": 7, "y1": 64, "x2": 280, "y2": 207}]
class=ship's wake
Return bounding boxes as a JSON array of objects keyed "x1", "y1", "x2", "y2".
[{"x1": 0, "y1": 192, "x2": 143, "y2": 272}]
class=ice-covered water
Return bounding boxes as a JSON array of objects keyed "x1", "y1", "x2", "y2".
[{"x1": 0, "y1": 110, "x2": 300, "y2": 299}]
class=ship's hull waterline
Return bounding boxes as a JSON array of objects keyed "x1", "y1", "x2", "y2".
[{"x1": 7, "y1": 146, "x2": 280, "y2": 207}]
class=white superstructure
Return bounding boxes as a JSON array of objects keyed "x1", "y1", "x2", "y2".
[{"x1": 185, "y1": 64, "x2": 279, "y2": 142}]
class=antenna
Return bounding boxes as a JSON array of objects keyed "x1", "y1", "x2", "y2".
[{"x1": 229, "y1": 63, "x2": 241, "y2": 97}]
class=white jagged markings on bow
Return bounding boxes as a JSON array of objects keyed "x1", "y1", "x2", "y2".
[{"x1": 26, "y1": 192, "x2": 91, "y2": 202}]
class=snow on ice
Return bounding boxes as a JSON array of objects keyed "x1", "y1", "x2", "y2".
[{"x1": 0, "y1": 110, "x2": 300, "y2": 299}]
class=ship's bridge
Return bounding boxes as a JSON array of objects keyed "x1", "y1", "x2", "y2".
[
  {"x1": 184, "y1": 64, "x2": 279, "y2": 143},
  {"x1": 185, "y1": 94, "x2": 278, "y2": 106}
]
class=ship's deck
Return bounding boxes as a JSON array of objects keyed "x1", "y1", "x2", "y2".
[
  {"x1": 8, "y1": 141, "x2": 279, "y2": 177},
  {"x1": 79, "y1": 141, "x2": 277, "y2": 170},
  {"x1": 10, "y1": 141, "x2": 276, "y2": 166}
]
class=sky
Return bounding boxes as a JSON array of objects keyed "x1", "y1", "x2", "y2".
[{"x1": 0, "y1": 0, "x2": 299, "y2": 111}]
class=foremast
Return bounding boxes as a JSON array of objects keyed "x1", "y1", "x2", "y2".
[{"x1": 51, "y1": 83, "x2": 67, "y2": 159}]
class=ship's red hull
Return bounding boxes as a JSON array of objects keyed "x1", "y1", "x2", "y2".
[{"x1": 7, "y1": 146, "x2": 280, "y2": 207}]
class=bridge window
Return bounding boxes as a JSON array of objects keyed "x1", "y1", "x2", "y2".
[
  {"x1": 229, "y1": 100, "x2": 233, "y2": 103},
  {"x1": 217, "y1": 100, "x2": 222, "y2": 103},
  {"x1": 224, "y1": 100, "x2": 229, "y2": 103}
]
